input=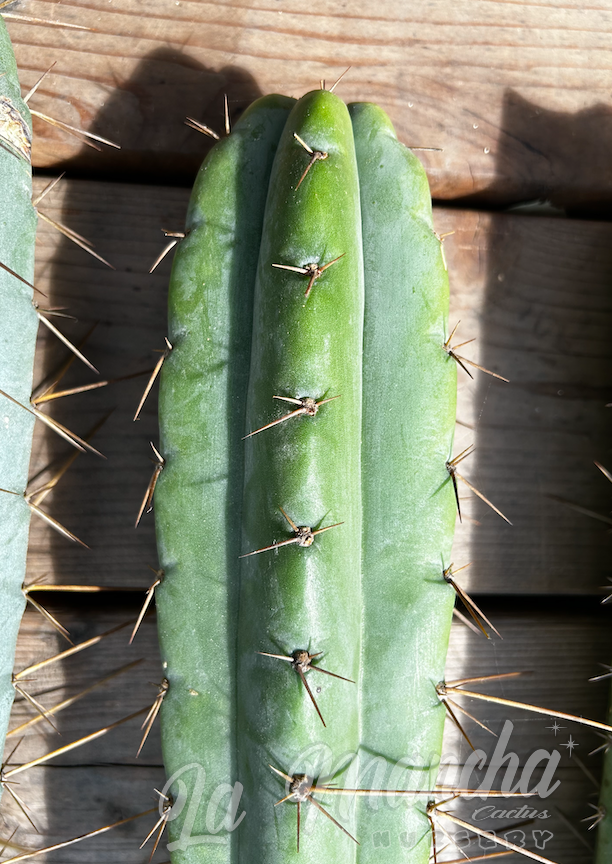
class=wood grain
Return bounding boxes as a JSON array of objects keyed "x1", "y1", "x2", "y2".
[
  {"x1": 439, "y1": 209, "x2": 612, "y2": 596},
  {"x1": 22, "y1": 178, "x2": 612, "y2": 593},
  {"x1": 3, "y1": 604, "x2": 608, "y2": 862},
  {"x1": 4, "y1": 0, "x2": 612, "y2": 207}
]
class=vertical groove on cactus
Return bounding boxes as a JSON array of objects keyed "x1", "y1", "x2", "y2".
[{"x1": 0, "y1": 15, "x2": 39, "y2": 794}]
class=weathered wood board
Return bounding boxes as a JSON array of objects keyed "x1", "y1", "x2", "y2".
[
  {"x1": 2, "y1": 605, "x2": 609, "y2": 863},
  {"x1": 4, "y1": 0, "x2": 612, "y2": 208},
  {"x1": 22, "y1": 178, "x2": 612, "y2": 593}
]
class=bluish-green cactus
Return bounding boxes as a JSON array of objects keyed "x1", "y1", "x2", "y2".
[
  {"x1": 154, "y1": 86, "x2": 456, "y2": 864},
  {"x1": 0, "y1": 14, "x2": 38, "y2": 798}
]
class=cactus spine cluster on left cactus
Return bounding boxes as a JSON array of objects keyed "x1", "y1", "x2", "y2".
[
  {"x1": 0, "y1": 13, "x2": 38, "y2": 794},
  {"x1": 154, "y1": 86, "x2": 456, "y2": 864}
]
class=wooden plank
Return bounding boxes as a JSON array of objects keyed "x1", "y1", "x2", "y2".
[
  {"x1": 4, "y1": 604, "x2": 165, "y2": 862},
  {"x1": 8, "y1": 604, "x2": 162, "y2": 766},
  {"x1": 0, "y1": 765, "x2": 168, "y2": 863},
  {"x1": 4, "y1": 0, "x2": 612, "y2": 206},
  {"x1": 441, "y1": 605, "x2": 611, "y2": 863},
  {"x1": 438, "y1": 209, "x2": 612, "y2": 595},
  {"x1": 3, "y1": 604, "x2": 609, "y2": 862},
  {"x1": 24, "y1": 178, "x2": 181, "y2": 589},
  {"x1": 21, "y1": 178, "x2": 612, "y2": 592},
  {"x1": 438, "y1": 604, "x2": 612, "y2": 863}
]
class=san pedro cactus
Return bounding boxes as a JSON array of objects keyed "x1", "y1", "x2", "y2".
[
  {"x1": 0, "y1": 13, "x2": 38, "y2": 798},
  {"x1": 154, "y1": 88, "x2": 456, "y2": 863}
]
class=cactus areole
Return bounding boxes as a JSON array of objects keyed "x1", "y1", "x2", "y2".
[{"x1": 155, "y1": 89, "x2": 457, "y2": 864}]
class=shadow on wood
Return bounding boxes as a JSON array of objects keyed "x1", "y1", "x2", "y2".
[
  {"x1": 36, "y1": 46, "x2": 263, "y2": 185},
  {"x1": 27, "y1": 50, "x2": 262, "y2": 588},
  {"x1": 457, "y1": 88, "x2": 612, "y2": 217},
  {"x1": 439, "y1": 91, "x2": 612, "y2": 595},
  {"x1": 443, "y1": 208, "x2": 612, "y2": 595}
]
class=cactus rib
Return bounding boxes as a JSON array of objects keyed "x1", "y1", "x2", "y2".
[
  {"x1": 155, "y1": 93, "x2": 296, "y2": 864},
  {"x1": 236, "y1": 89, "x2": 364, "y2": 864},
  {"x1": 350, "y1": 100, "x2": 456, "y2": 863}
]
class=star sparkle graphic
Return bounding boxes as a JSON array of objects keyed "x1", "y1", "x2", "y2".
[
  {"x1": 560, "y1": 735, "x2": 578, "y2": 756},
  {"x1": 546, "y1": 720, "x2": 565, "y2": 736}
]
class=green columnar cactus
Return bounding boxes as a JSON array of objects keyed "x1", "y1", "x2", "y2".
[
  {"x1": 0, "y1": 14, "x2": 39, "y2": 797},
  {"x1": 155, "y1": 88, "x2": 455, "y2": 864}
]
